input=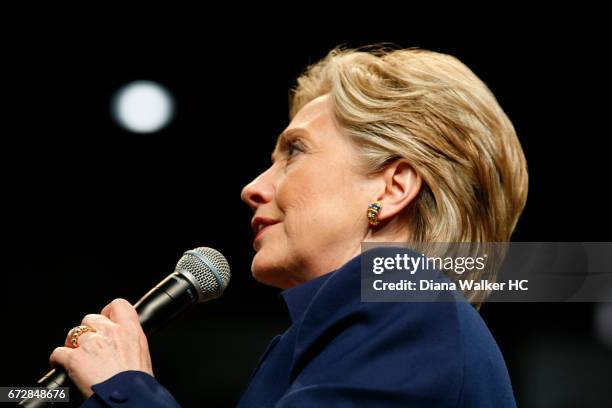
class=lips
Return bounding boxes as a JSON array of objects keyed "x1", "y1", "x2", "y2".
[
  {"x1": 251, "y1": 216, "x2": 280, "y2": 241},
  {"x1": 254, "y1": 223, "x2": 277, "y2": 241}
]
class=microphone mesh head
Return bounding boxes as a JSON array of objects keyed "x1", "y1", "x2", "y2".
[{"x1": 174, "y1": 247, "x2": 230, "y2": 302}]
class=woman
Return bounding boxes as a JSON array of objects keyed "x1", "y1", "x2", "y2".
[{"x1": 50, "y1": 45, "x2": 528, "y2": 407}]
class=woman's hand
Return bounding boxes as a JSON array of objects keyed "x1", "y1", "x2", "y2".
[{"x1": 49, "y1": 298, "x2": 153, "y2": 398}]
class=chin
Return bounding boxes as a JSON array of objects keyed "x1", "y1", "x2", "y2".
[{"x1": 251, "y1": 251, "x2": 286, "y2": 289}]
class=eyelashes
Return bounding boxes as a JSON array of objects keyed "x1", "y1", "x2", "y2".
[
  {"x1": 271, "y1": 135, "x2": 307, "y2": 166},
  {"x1": 287, "y1": 142, "x2": 302, "y2": 157},
  {"x1": 281, "y1": 138, "x2": 304, "y2": 160}
]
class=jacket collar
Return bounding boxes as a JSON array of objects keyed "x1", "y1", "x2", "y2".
[{"x1": 279, "y1": 254, "x2": 362, "y2": 323}]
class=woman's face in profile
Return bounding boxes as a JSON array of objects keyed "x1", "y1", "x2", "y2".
[{"x1": 241, "y1": 95, "x2": 377, "y2": 289}]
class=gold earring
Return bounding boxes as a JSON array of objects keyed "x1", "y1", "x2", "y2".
[{"x1": 367, "y1": 202, "x2": 382, "y2": 226}]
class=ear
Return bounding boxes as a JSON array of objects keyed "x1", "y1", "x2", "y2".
[{"x1": 374, "y1": 160, "x2": 422, "y2": 223}]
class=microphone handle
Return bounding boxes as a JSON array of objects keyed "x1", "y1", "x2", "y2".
[
  {"x1": 19, "y1": 272, "x2": 198, "y2": 407},
  {"x1": 135, "y1": 272, "x2": 200, "y2": 335}
]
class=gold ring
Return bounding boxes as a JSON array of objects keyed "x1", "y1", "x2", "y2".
[{"x1": 69, "y1": 325, "x2": 96, "y2": 348}]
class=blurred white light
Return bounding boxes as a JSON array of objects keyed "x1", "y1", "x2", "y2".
[{"x1": 112, "y1": 81, "x2": 174, "y2": 133}]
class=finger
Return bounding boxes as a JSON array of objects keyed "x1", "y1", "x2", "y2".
[
  {"x1": 81, "y1": 313, "x2": 113, "y2": 330},
  {"x1": 101, "y1": 298, "x2": 142, "y2": 331},
  {"x1": 64, "y1": 327, "x2": 82, "y2": 348},
  {"x1": 64, "y1": 316, "x2": 110, "y2": 348},
  {"x1": 75, "y1": 332, "x2": 107, "y2": 351},
  {"x1": 65, "y1": 328, "x2": 99, "y2": 348},
  {"x1": 49, "y1": 346, "x2": 75, "y2": 369}
]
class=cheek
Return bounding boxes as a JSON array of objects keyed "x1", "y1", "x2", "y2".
[
  {"x1": 277, "y1": 165, "x2": 366, "y2": 241},
  {"x1": 276, "y1": 166, "x2": 334, "y2": 228},
  {"x1": 278, "y1": 186, "x2": 318, "y2": 241}
]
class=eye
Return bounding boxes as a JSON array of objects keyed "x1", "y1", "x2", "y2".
[{"x1": 287, "y1": 142, "x2": 302, "y2": 157}]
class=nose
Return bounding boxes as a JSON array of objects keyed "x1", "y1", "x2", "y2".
[{"x1": 241, "y1": 167, "x2": 275, "y2": 211}]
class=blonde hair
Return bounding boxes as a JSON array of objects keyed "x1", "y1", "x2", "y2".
[{"x1": 290, "y1": 46, "x2": 529, "y2": 303}]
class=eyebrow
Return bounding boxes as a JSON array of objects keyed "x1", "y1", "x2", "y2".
[{"x1": 271, "y1": 128, "x2": 309, "y2": 163}]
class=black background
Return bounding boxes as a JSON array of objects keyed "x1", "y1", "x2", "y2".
[{"x1": 2, "y1": 14, "x2": 611, "y2": 408}]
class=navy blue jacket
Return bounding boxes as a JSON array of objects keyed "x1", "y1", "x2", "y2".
[{"x1": 82, "y1": 252, "x2": 516, "y2": 407}]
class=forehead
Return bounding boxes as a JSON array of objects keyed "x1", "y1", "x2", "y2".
[
  {"x1": 290, "y1": 94, "x2": 333, "y2": 128},
  {"x1": 273, "y1": 95, "x2": 333, "y2": 152}
]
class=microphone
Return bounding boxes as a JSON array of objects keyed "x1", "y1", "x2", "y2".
[{"x1": 19, "y1": 247, "x2": 231, "y2": 408}]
